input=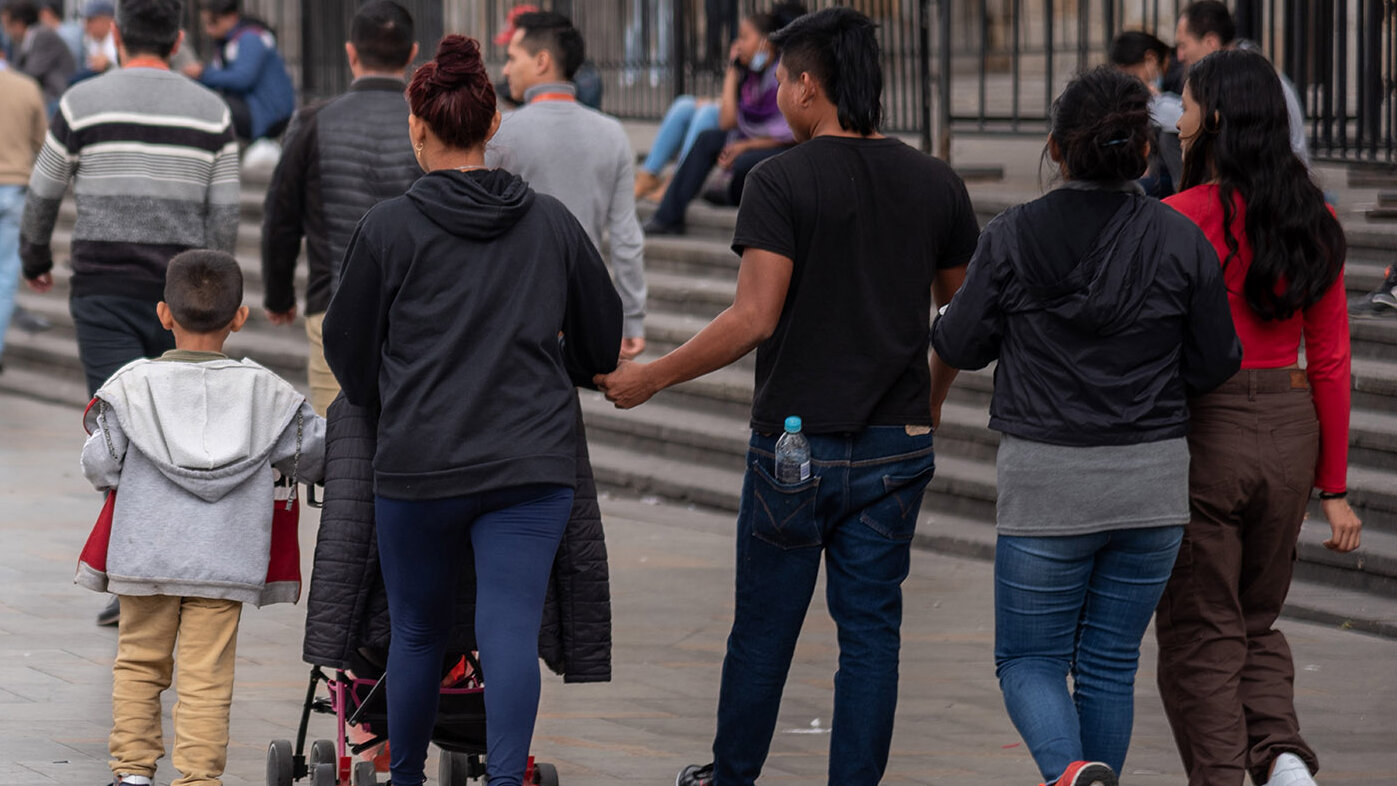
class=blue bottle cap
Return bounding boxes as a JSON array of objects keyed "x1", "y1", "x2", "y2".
[{"x1": 784, "y1": 416, "x2": 802, "y2": 434}]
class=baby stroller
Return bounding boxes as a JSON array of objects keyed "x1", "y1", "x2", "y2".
[
  {"x1": 266, "y1": 649, "x2": 559, "y2": 786},
  {"x1": 280, "y1": 397, "x2": 611, "y2": 786}
]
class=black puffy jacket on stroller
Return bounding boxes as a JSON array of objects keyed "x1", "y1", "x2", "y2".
[{"x1": 301, "y1": 394, "x2": 613, "y2": 682}]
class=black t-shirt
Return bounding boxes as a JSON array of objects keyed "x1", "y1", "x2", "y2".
[{"x1": 732, "y1": 136, "x2": 980, "y2": 434}]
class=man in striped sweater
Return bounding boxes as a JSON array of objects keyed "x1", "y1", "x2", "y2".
[
  {"x1": 19, "y1": 0, "x2": 238, "y2": 629},
  {"x1": 20, "y1": 0, "x2": 239, "y2": 397}
]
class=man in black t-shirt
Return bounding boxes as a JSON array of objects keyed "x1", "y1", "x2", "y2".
[{"x1": 595, "y1": 9, "x2": 979, "y2": 786}]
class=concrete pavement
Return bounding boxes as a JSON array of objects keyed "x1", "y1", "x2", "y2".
[{"x1": 2, "y1": 391, "x2": 1395, "y2": 785}]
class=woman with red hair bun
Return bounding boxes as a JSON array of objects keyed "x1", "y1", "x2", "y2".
[{"x1": 322, "y1": 34, "x2": 624, "y2": 786}]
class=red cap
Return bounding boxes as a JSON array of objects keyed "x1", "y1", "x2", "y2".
[{"x1": 493, "y1": 4, "x2": 541, "y2": 46}]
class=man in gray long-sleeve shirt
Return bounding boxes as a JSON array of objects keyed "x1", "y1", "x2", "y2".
[{"x1": 488, "y1": 10, "x2": 647, "y2": 358}]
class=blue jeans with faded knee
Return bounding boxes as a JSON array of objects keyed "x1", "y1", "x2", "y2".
[
  {"x1": 712, "y1": 427, "x2": 936, "y2": 786},
  {"x1": 994, "y1": 526, "x2": 1183, "y2": 781},
  {"x1": 375, "y1": 484, "x2": 574, "y2": 786}
]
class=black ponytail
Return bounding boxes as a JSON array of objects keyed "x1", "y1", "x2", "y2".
[{"x1": 1049, "y1": 66, "x2": 1153, "y2": 182}]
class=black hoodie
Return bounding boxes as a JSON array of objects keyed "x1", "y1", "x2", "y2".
[
  {"x1": 932, "y1": 182, "x2": 1241, "y2": 447},
  {"x1": 323, "y1": 169, "x2": 622, "y2": 499}
]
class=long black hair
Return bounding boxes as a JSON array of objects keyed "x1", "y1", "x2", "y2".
[
  {"x1": 1180, "y1": 49, "x2": 1344, "y2": 321},
  {"x1": 1048, "y1": 66, "x2": 1152, "y2": 182}
]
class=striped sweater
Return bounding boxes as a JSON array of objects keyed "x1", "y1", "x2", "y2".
[{"x1": 20, "y1": 66, "x2": 240, "y2": 302}]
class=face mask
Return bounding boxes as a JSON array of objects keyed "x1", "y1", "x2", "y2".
[
  {"x1": 750, "y1": 50, "x2": 769, "y2": 71},
  {"x1": 1150, "y1": 75, "x2": 1163, "y2": 92}
]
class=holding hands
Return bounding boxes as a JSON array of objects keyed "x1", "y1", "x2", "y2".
[{"x1": 594, "y1": 360, "x2": 659, "y2": 409}]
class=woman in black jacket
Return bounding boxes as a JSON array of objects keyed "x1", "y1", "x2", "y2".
[
  {"x1": 931, "y1": 66, "x2": 1241, "y2": 786},
  {"x1": 321, "y1": 35, "x2": 622, "y2": 786}
]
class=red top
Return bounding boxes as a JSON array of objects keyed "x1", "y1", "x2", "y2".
[{"x1": 1165, "y1": 184, "x2": 1351, "y2": 492}]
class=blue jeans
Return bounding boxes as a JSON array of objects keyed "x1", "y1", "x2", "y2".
[
  {"x1": 642, "y1": 95, "x2": 721, "y2": 176},
  {"x1": 0, "y1": 185, "x2": 22, "y2": 361},
  {"x1": 375, "y1": 484, "x2": 575, "y2": 786},
  {"x1": 994, "y1": 526, "x2": 1184, "y2": 782},
  {"x1": 713, "y1": 427, "x2": 936, "y2": 786}
]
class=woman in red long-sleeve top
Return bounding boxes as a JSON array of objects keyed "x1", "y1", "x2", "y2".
[{"x1": 1156, "y1": 49, "x2": 1363, "y2": 786}]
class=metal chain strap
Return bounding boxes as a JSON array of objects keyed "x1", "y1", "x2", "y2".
[
  {"x1": 285, "y1": 409, "x2": 302, "y2": 511},
  {"x1": 98, "y1": 400, "x2": 119, "y2": 461}
]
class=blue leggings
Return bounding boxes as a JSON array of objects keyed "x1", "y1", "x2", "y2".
[
  {"x1": 375, "y1": 485, "x2": 574, "y2": 786},
  {"x1": 642, "y1": 95, "x2": 721, "y2": 176}
]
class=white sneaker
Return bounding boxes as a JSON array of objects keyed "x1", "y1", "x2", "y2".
[
  {"x1": 241, "y1": 138, "x2": 282, "y2": 172},
  {"x1": 1265, "y1": 753, "x2": 1317, "y2": 786}
]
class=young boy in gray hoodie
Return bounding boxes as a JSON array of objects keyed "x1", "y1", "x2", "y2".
[{"x1": 77, "y1": 250, "x2": 326, "y2": 786}]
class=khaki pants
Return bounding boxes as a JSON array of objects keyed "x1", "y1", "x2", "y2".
[
  {"x1": 111, "y1": 595, "x2": 243, "y2": 786},
  {"x1": 304, "y1": 312, "x2": 341, "y2": 417},
  {"x1": 1155, "y1": 369, "x2": 1320, "y2": 786}
]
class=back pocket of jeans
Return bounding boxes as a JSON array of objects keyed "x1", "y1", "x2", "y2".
[
  {"x1": 749, "y1": 460, "x2": 822, "y2": 549},
  {"x1": 859, "y1": 466, "x2": 935, "y2": 541}
]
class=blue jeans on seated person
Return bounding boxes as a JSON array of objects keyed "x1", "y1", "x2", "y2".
[
  {"x1": 642, "y1": 95, "x2": 721, "y2": 176},
  {"x1": 375, "y1": 484, "x2": 574, "y2": 786},
  {"x1": 994, "y1": 526, "x2": 1184, "y2": 782},
  {"x1": 712, "y1": 426, "x2": 936, "y2": 786}
]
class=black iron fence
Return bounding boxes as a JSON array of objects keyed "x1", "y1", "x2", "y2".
[{"x1": 275, "y1": 0, "x2": 1395, "y2": 164}]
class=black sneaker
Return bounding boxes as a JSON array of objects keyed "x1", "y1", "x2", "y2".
[
  {"x1": 1349, "y1": 265, "x2": 1397, "y2": 319},
  {"x1": 676, "y1": 763, "x2": 714, "y2": 786},
  {"x1": 97, "y1": 596, "x2": 120, "y2": 627},
  {"x1": 643, "y1": 218, "x2": 685, "y2": 236}
]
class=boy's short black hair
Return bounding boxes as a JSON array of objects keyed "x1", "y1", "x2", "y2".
[
  {"x1": 164, "y1": 250, "x2": 244, "y2": 333},
  {"x1": 351, "y1": 1, "x2": 415, "y2": 71},
  {"x1": 117, "y1": 0, "x2": 184, "y2": 58},
  {"x1": 769, "y1": 6, "x2": 883, "y2": 136},
  {"x1": 513, "y1": 10, "x2": 584, "y2": 81}
]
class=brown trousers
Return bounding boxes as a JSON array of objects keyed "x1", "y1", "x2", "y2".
[
  {"x1": 111, "y1": 595, "x2": 244, "y2": 786},
  {"x1": 1155, "y1": 369, "x2": 1321, "y2": 786}
]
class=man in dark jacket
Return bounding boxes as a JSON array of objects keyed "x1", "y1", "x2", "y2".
[
  {"x1": 2, "y1": 0, "x2": 75, "y2": 111},
  {"x1": 260, "y1": 0, "x2": 420, "y2": 415}
]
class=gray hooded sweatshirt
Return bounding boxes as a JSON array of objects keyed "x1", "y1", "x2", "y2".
[{"x1": 77, "y1": 352, "x2": 326, "y2": 606}]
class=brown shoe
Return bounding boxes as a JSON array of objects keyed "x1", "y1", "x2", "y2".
[
  {"x1": 634, "y1": 170, "x2": 661, "y2": 199},
  {"x1": 643, "y1": 174, "x2": 672, "y2": 204}
]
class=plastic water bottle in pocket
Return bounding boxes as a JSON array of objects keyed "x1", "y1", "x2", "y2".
[{"x1": 775, "y1": 416, "x2": 811, "y2": 483}]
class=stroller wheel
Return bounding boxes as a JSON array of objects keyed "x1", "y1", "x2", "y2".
[
  {"x1": 266, "y1": 740, "x2": 294, "y2": 786},
  {"x1": 311, "y1": 762, "x2": 337, "y2": 786},
  {"x1": 352, "y1": 761, "x2": 377, "y2": 786},
  {"x1": 310, "y1": 739, "x2": 336, "y2": 772},
  {"x1": 438, "y1": 751, "x2": 473, "y2": 786},
  {"x1": 533, "y1": 762, "x2": 559, "y2": 786}
]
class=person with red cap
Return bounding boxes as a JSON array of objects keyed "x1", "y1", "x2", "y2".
[{"x1": 493, "y1": 3, "x2": 601, "y2": 109}]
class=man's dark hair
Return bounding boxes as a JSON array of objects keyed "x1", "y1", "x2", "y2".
[
  {"x1": 351, "y1": 0, "x2": 414, "y2": 71},
  {"x1": 41, "y1": 0, "x2": 63, "y2": 17},
  {"x1": 748, "y1": 1, "x2": 805, "y2": 37},
  {"x1": 1109, "y1": 30, "x2": 1172, "y2": 69},
  {"x1": 3, "y1": 1, "x2": 40, "y2": 27},
  {"x1": 769, "y1": 6, "x2": 882, "y2": 136},
  {"x1": 513, "y1": 10, "x2": 584, "y2": 81},
  {"x1": 1181, "y1": 1, "x2": 1236, "y2": 46},
  {"x1": 202, "y1": 0, "x2": 239, "y2": 17},
  {"x1": 164, "y1": 250, "x2": 244, "y2": 333},
  {"x1": 117, "y1": 0, "x2": 184, "y2": 58}
]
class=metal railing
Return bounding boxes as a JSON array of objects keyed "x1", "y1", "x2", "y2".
[{"x1": 271, "y1": 0, "x2": 1395, "y2": 164}]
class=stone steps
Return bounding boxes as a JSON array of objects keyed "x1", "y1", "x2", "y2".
[{"x1": 7, "y1": 183, "x2": 1397, "y2": 638}]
